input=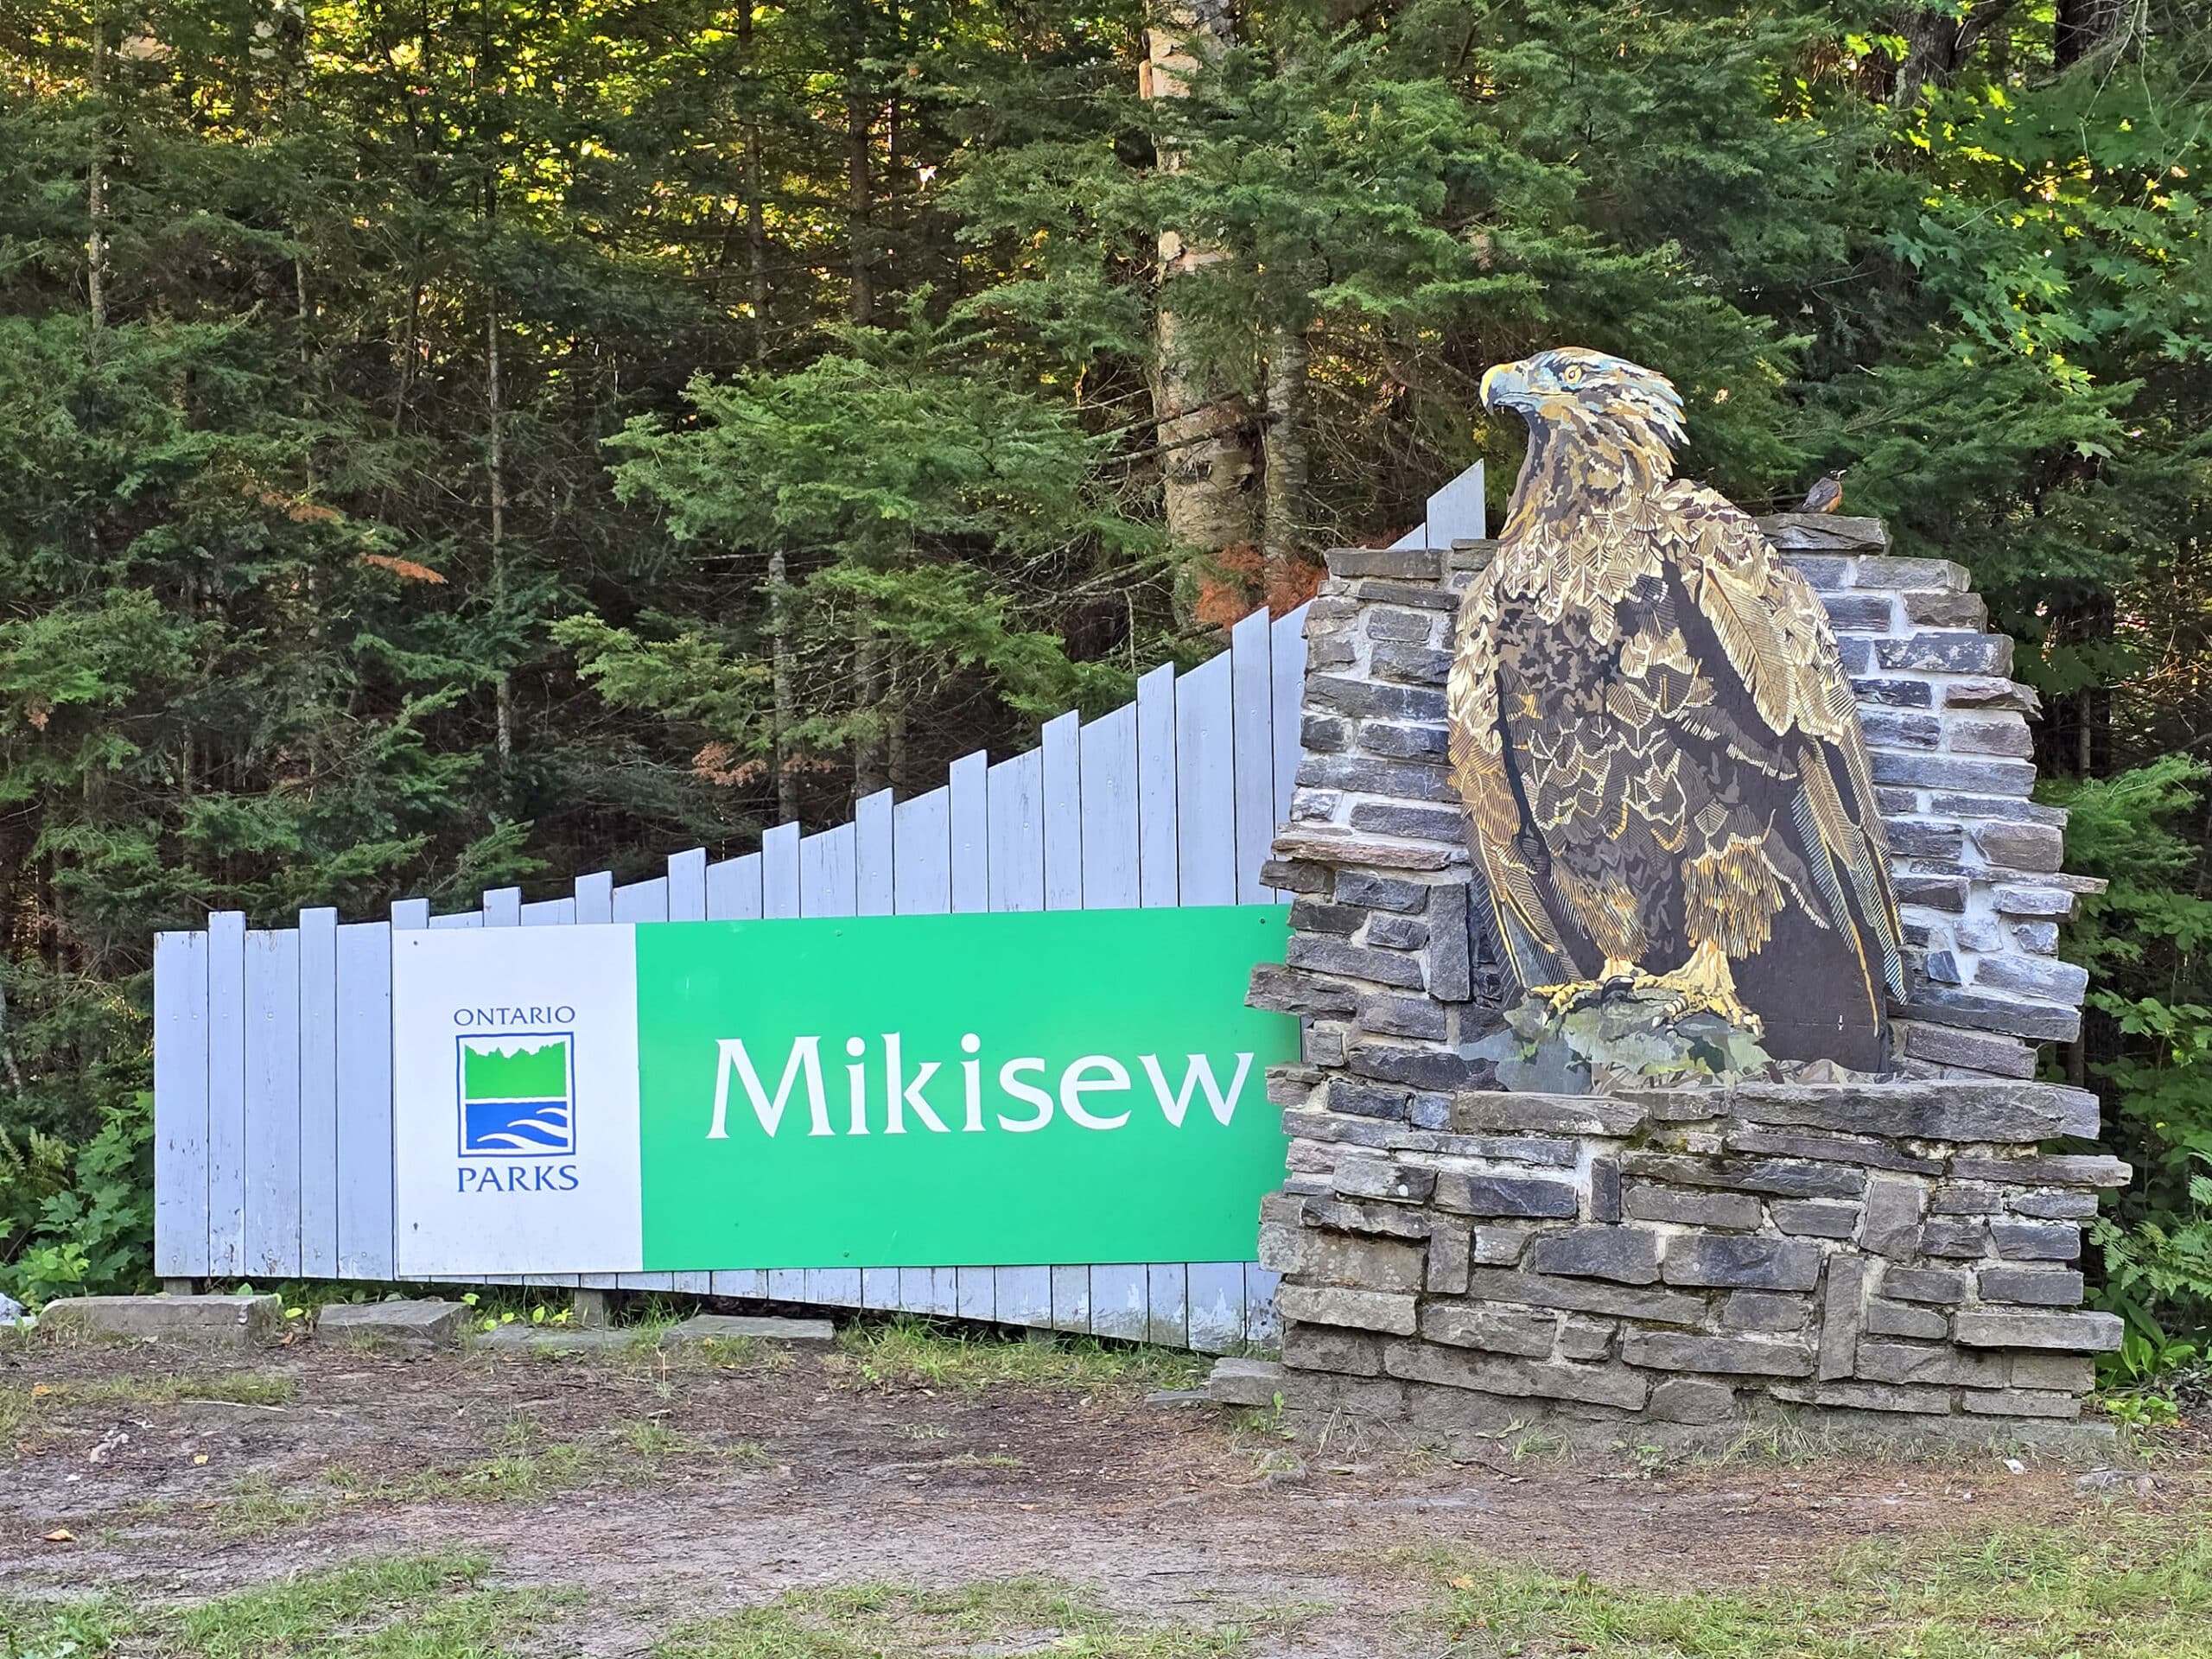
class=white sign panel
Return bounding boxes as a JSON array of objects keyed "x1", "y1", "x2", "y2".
[{"x1": 391, "y1": 924, "x2": 644, "y2": 1276}]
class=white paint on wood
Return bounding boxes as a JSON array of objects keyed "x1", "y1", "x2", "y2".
[
  {"x1": 800, "y1": 822, "x2": 857, "y2": 916},
  {"x1": 297, "y1": 908, "x2": 340, "y2": 1278},
  {"x1": 986, "y1": 749, "x2": 1045, "y2": 912},
  {"x1": 950, "y1": 751, "x2": 989, "y2": 912},
  {"x1": 1146, "y1": 1262, "x2": 1190, "y2": 1348},
  {"x1": 1243, "y1": 1265, "x2": 1281, "y2": 1346},
  {"x1": 861, "y1": 1267, "x2": 900, "y2": 1309},
  {"x1": 482, "y1": 887, "x2": 522, "y2": 927},
  {"x1": 710, "y1": 1269, "x2": 766, "y2": 1299},
  {"x1": 612, "y1": 876, "x2": 670, "y2": 922},
  {"x1": 521, "y1": 897, "x2": 575, "y2": 925},
  {"x1": 1230, "y1": 607, "x2": 1276, "y2": 906},
  {"x1": 391, "y1": 897, "x2": 430, "y2": 931},
  {"x1": 956, "y1": 1266, "x2": 995, "y2": 1322},
  {"x1": 768, "y1": 1267, "x2": 807, "y2": 1302},
  {"x1": 1185, "y1": 1262, "x2": 1246, "y2": 1354},
  {"x1": 810, "y1": 1268, "x2": 862, "y2": 1306},
  {"x1": 763, "y1": 822, "x2": 802, "y2": 918},
  {"x1": 334, "y1": 922, "x2": 394, "y2": 1279},
  {"x1": 1079, "y1": 704, "x2": 1140, "y2": 907},
  {"x1": 1089, "y1": 1265, "x2": 1148, "y2": 1341},
  {"x1": 1135, "y1": 664, "x2": 1179, "y2": 906},
  {"x1": 1175, "y1": 652, "x2": 1238, "y2": 905},
  {"x1": 206, "y1": 912, "x2": 248, "y2": 1278},
  {"x1": 243, "y1": 929, "x2": 302, "y2": 1277},
  {"x1": 708, "y1": 853, "x2": 764, "y2": 920},
  {"x1": 1426, "y1": 458, "x2": 1487, "y2": 545},
  {"x1": 152, "y1": 931, "x2": 210, "y2": 1277},
  {"x1": 668, "y1": 849, "x2": 709, "y2": 920},
  {"x1": 855, "y1": 790, "x2": 895, "y2": 915},
  {"x1": 1049, "y1": 1265, "x2": 1091, "y2": 1334},
  {"x1": 893, "y1": 788, "x2": 952, "y2": 914},
  {"x1": 1271, "y1": 608, "x2": 1308, "y2": 836},
  {"x1": 995, "y1": 1266, "x2": 1052, "y2": 1328},
  {"x1": 1042, "y1": 712, "x2": 1082, "y2": 908},
  {"x1": 573, "y1": 871, "x2": 613, "y2": 925}
]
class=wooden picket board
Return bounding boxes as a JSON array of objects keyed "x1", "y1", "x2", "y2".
[
  {"x1": 1135, "y1": 664, "x2": 1178, "y2": 906},
  {"x1": 1078, "y1": 703, "x2": 1140, "y2": 908},
  {"x1": 482, "y1": 887, "x2": 522, "y2": 927},
  {"x1": 612, "y1": 876, "x2": 670, "y2": 923},
  {"x1": 860, "y1": 1267, "x2": 900, "y2": 1309},
  {"x1": 810, "y1": 1268, "x2": 862, "y2": 1306},
  {"x1": 855, "y1": 790, "x2": 895, "y2": 915},
  {"x1": 521, "y1": 897, "x2": 575, "y2": 925},
  {"x1": 1243, "y1": 1265, "x2": 1281, "y2": 1346},
  {"x1": 1146, "y1": 1263, "x2": 1189, "y2": 1349},
  {"x1": 710, "y1": 1269, "x2": 766, "y2": 1298},
  {"x1": 995, "y1": 1266, "x2": 1052, "y2": 1328},
  {"x1": 1230, "y1": 609, "x2": 1276, "y2": 906},
  {"x1": 1185, "y1": 1262, "x2": 1246, "y2": 1353},
  {"x1": 668, "y1": 849, "x2": 709, "y2": 921},
  {"x1": 1041, "y1": 712, "x2": 1082, "y2": 908},
  {"x1": 151, "y1": 931, "x2": 209, "y2": 1278},
  {"x1": 242, "y1": 930, "x2": 302, "y2": 1278},
  {"x1": 334, "y1": 921, "x2": 395, "y2": 1280},
  {"x1": 707, "y1": 853, "x2": 763, "y2": 920},
  {"x1": 763, "y1": 822, "x2": 802, "y2": 917},
  {"x1": 799, "y1": 822, "x2": 857, "y2": 916},
  {"x1": 1089, "y1": 1265, "x2": 1148, "y2": 1341},
  {"x1": 573, "y1": 871, "x2": 613, "y2": 925},
  {"x1": 767, "y1": 1267, "x2": 807, "y2": 1302},
  {"x1": 893, "y1": 788, "x2": 952, "y2": 915},
  {"x1": 950, "y1": 752, "x2": 988, "y2": 912},
  {"x1": 1174, "y1": 652, "x2": 1238, "y2": 906},
  {"x1": 206, "y1": 912, "x2": 248, "y2": 1278},
  {"x1": 1271, "y1": 608, "x2": 1308, "y2": 830},
  {"x1": 956, "y1": 1266, "x2": 995, "y2": 1322},
  {"x1": 1049, "y1": 1265, "x2": 1091, "y2": 1334},
  {"x1": 297, "y1": 908, "x2": 340, "y2": 1279},
  {"x1": 986, "y1": 749, "x2": 1045, "y2": 912}
]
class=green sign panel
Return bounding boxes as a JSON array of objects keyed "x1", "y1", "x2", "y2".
[
  {"x1": 636, "y1": 906, "x2": 1296, "y2": 1270},
  {"x1": 389, "y1": 905, "x2": 1296, "y2": 1277}
]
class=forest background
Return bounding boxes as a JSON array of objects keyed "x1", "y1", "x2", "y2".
[{"x1": 0, "y1": 0, "x2": 2207, "y2": 1383}]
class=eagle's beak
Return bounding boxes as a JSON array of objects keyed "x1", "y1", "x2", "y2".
[{"x1": 1480, "y1": 362, "x2": 1534, "y2": 416}]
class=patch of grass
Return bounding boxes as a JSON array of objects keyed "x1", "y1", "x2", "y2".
[
  {"x1": 24, "y1": 1370, "x2": 297, "y2": 1410},
  {"x1": 658, "y1": 1578, "x2": 1291, "y2": 1659},
  {"x1": 943, "y1": 1451, "x2": 1024, "y2": 1469},
  {"x1": 830, "y1": 1318, "x2": 1209, "y2": 1395},
  {"x1": 1410, "y1": 1507, "x2": 2212, "y2": 1657},
  {"x1": 1, "y1": 1554, "x2": 566, "y2": 1659},
  {"x1": 213, "y1": 1471, "x2": 331, "y2": 1539},
  {"x1": 618, "y1": 1417, "x2": 683, "y2": 1457}
]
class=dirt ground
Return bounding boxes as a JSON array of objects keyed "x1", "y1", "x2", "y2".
[{"x1": 3, "y1": 1325, "x2": 2206, "y2": 1656}]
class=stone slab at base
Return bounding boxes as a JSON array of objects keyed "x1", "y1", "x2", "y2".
[
  {"x1": 664, "y1": 1313, "x2": 836, "y2": 1344},
  {"x1": 1203, "y1": 1357, "x2": 1289, "y2": 1408},
  {"x1": 476, "y1": 1324, "x2": 637, "y2": 1353},
  {"x1": 317, "y1": 1300, "x2": 469, "y2": 1348},
  {"x1": 40, "y1": 1294, "x2": 280, "y2": 1349}
]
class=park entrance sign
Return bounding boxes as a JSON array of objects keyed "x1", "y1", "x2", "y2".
[{"x1": 391, "y1": 908, "x2": 1296, "y2": 1278}]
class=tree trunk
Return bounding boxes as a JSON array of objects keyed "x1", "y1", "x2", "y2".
[
  {"x1": 845, "y1": 9, "x2": 873, "y2": 327},
  {"x1": 1261, "y1": 326, "x2": 1311, "y2": 603},
  {"x1": 86, "y1": 4, "x2": 107, "y2": 331},
  {"x1": 767, "y1": 547, "x2": 798, "y2": 824},
  {"x1": 1144, "y1": 1, "x2": 1255, "y2": 569},
  {"x1": 488, "y1": 305, "x2": 514, "y2": 776},
  {"x1": 2055, "y1": 0, "x2": 2138, "y2": 67},
  {"x1": 742, "y1": 2, "x2": 770, "y2": 365},
  {"x1": 853, "y1": 609, "x2": 887, "y2": 798}
]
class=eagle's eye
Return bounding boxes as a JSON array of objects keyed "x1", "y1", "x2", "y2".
[{"x1": 1561, "y1": 364, "x2": 1586, "y2": 387}]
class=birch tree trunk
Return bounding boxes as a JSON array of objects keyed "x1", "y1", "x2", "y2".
[
  {"x1": 1143, "y1": 2, "x2": 1255, "y2": 569},
  {"x1": 1261, "y1": 327, "x2": 1310, "y2": 601},
  {"x1": 86, "y1": 4, "x2": 107, "y2": 332},
  {"x1": 768, "y1": 547, "x2": 798, "y2": 824}
]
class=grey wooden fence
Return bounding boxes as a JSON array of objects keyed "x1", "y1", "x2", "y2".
[{"x1": 150, "y1": 467, "x2": 1485, "y2": 1351}]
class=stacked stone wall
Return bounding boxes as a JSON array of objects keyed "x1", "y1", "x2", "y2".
[{"x1": 1249, "y1": 512, "x2": 2125, "y2": 1439}]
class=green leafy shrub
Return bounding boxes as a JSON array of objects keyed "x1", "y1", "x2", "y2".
[{"x1": 0, "y1": 1091, "x2": 153, "y2": 1307}]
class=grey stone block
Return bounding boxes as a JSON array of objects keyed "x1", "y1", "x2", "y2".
[
  {"x1": 1855, "y1": 554, "x2": 1962, "y2": 588},
  {"x1": 1948, "y1": 1154, "x2": 2129, "y2": 1188},
  {"x1": 1723, "y1": 1291, "x2": 1810, "y2": 1332},
  {"x1": 1991, "y1": 882, "x2": 2080, "y2": 919},
  {"x1": 1895, "y1": 874, "x2": 1967, "y2": 912},
  {"x1": 1773, "y1": 1200, "x2": 1861, "y2": 1238},
  {"x1": 1326, "y1": 1079, "x2": 1411, "y2": 1120},
  {"x1": 1371, "y1": 643, "x2": 1452, "y2": 685},
  {"x1": 1262, "y1": 857, "x2": 1332, "y2": 894},
  {"x1": 1347, "y1": 576, "x2": 1459, "y2": 610},
  {"x1": 1974, "y1": 954, "x2": 2089, "y2": 1002},
  {"x1": 1942, "y1": 677, "x2": 2041, "y2": 712},
  {"x1": 1894, "y1": 1020, "x2": 2037, "y2": 1080},
  {"x1": 1854, "y1": 676, "x2": 1936, "y2": 708},
  {"x1": 1433, "y1": 1173, "x2": 1580, "y2": 1219},
  {"x1": 1357, "y1": 990, "x2": 1449, "y2": 1042},
  {"x1": 1347, "y1": 1042, "x2": 1472, "y2": 1092},
  {"x1": 477, "y1": 1325, "x2": 638, "y2": 1352},
  {"x1": 1300, "y1": 715, "x2": 1352, "y2": 753},
  {"x1": 1462, "y1": 1267, "x2": 1707, "y2": 1325},
  {"x1": 1424, "y1": 881, "x2": 1472, "y2": 1001},
  {"x1": 2013, "y1": 1352, "x2": 2095, "y2": 1391},
  {"x1": 1821, "y1": 593, "x2": 1898, "y2": 632},
  {"x1": 1860, "y1": 1176, "x2": 1928, "y2": 1260},
  {"x1": 1350, "y1": 802, "x2": 1465, "y2": 842},
  {"x1": 1203, "y1": 1357, "x2": 1287, "y2": 1407},
  {"x1": 1289, "y1": 898, "x2": 1365, "y2": 936},
  {"x1": 1881, "y1": 1267, "x2": 1971, "y2": 1304},
  {"x1": 1328, "y1": 544, "x2": 1445, "y2": 580},
  {"x1": 1817, "y1": 1255, "x2": 1868, "y2": 1381},
  {"x1": 1269, "y1": 825, "x2": 1454, "y2": 871},
  {"x1": 1929, "y1": 1183, "x2": 2005, "y2": 1215},
  {"x1": 1332, "y1": 1156, "x2": 1437, "y2": 1204},
  {"x1": 1952, "y1": 1311, "x2": 2121, "y2": 1351},
  {"x1": 1624, "y1": 1182, "x2": 1764, "y2": 1230},
  {"x1": 1366, "y1": 607, "x2": 1439, "y2": 642},
  {"x1": 1959, "y1": 1389, "x2": 2082, "y2": 1420},
  {"x1": 1647, "y1": 1377, "x2": 1739, "y2": 1424},
  {"x1": 1854, "y1": 1340, "x2": 2014, "y2": 1389},
  {"x1": 1974, "y1": 820, "x2": 2067, "y2": 874},
  {"x1": 1876, "y1": 632, "x2": 2013, "y2": 676},
  {"x1": 1861, "y1": 709, "x2": 1942, "y2": 749},
  {"x1": 1977, "y1": 1267, "x2": 2085, "y2": 1306},
  {"x1": 1366, "y1": 913, "x2": 1429, "y2": 950},
  {"x1": 1662, "y1": 1235, "x2": 1823, "y2": 1292},
  {"x1": 1422, "y1": 1304, "x2": 1558, "y2": 1357},
  {"x1": 1885, "y1": 819, "x2": 1964, "y2": 858},
  {"x1": 1771, "y1": 1379, "x2": 1954, "y2": 1415},
  {"x1": 1590, "y1": 1156, "x2": 1623, "y2": 1224},
  {"x1": 1281, "y1": 1323, "x2": 1385, "y2": 1376},
  {"x1": 1286, "y1": 936, "x2": 1427, "y2": 989},
  {"x1": 1276, "y1": 1285, "x2": 1420, "y2": 1336},
  {"x1": 1917, "y1": 1219, "x2": 1991, "y2": 1258},
  {"x1": 1384, "y1": 1342, "x2": 1651, "y2": 1410},
  {"x1": 1297, "y1": 753, "x2": 1460, "y2": 803},
  {"x1": 1454, "y1": 1092, "x2": 1649, "y2": 1136},
  {"x1": 1865, "y1": 1300, "x2": 1948, "y2": 1340},
  {"x1": 1622, "y1": 1330, "x2": 1815, "y2": 1377},
  {"x1": 1249, "y1": 963, "x2": 1361, "y2": 1018},
  {"x1": 2011, "y1": 1190, "x2": 2101, "y2": 1220},
  {"x1": 1296, "y1": 1232, "x2": 1427, "y2": 1294},
  {"x1": 1904, "y1": 589, "x2": 1987, "y2": 627},
  {"x1": 1947, "y1": 714, "x2": 2033, "y2": 758},
  {"x1": 1870, "y1": 751, "x2": 2037, "y2": 795},
  {"x1": 1528, "y1": 1225, "x2": 1662, "y2": 1285},
  {"x1": 1427, "y1": 1218, "x2": 1471, "y2": 1294},
  {"x1": 1897, "y1": 988, "x2": 2080, "y2": 1044},
  {"x1": 667, "y1": 1314, "x2": 837, "y2": 1344},
  {"x1": 1307, "y1": 674, "x2": 1447, "y2": 722},
  {"x1": 1559, "y1": 1316, "x2": 1613, "y2": 1361},
  {"x1": 1469, "y1": 1225, "x2": 1534, "y2": 1265},
  {"x1": 1699, "y1": 1079, "x2": 2100, "y2": 1141},
  {"x1": 41, "y1": 1294, "x2": 280, "y2": 1349},
  {"x1": 1334, "y1": 871, "x2": 1431, "y2": 912},
  {"x1": 319, "y1": 1299, "x2": 467, "y2": 1348},
  {"x1": 1990, "y1": 1221, "x2": 2081, "y2": 1262}
]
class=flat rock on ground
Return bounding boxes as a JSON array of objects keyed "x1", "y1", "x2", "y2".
[
  {"x1": 37, "y1": 1294, "x2": 280, "y2": 1348},
  {"x1": 316, "y1": 1300, "x2": 469, "y2": 1348}
]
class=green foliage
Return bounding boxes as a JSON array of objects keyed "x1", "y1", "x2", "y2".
[{"x1": 0, "y1": 1091, "x2": 152, "y2": 1306}]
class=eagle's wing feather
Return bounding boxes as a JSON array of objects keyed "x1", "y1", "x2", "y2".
[
  {"x1": 1666, "y1": 486, "x2": 1906, "y2": 1001},
  {"x1": 1448, "y1": 567, "x2": 1575, "y2": 991}
]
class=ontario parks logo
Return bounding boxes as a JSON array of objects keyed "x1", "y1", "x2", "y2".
[{"x1": 457, "y1": 1033, "x2": 576, "y2": 1156}]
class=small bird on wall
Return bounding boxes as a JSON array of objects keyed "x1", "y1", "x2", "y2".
[
  {"x1": 1801, "y1": 470, "x2": 1847, "y2": 514},
  {"x1": 1446, "y1": 349, "x2": 1904, "y2": 1072}
]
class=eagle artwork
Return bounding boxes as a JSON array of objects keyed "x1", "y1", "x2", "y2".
[{"x1": 1447, "y1": 348, "x2": 1904, "y2": 1075}]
